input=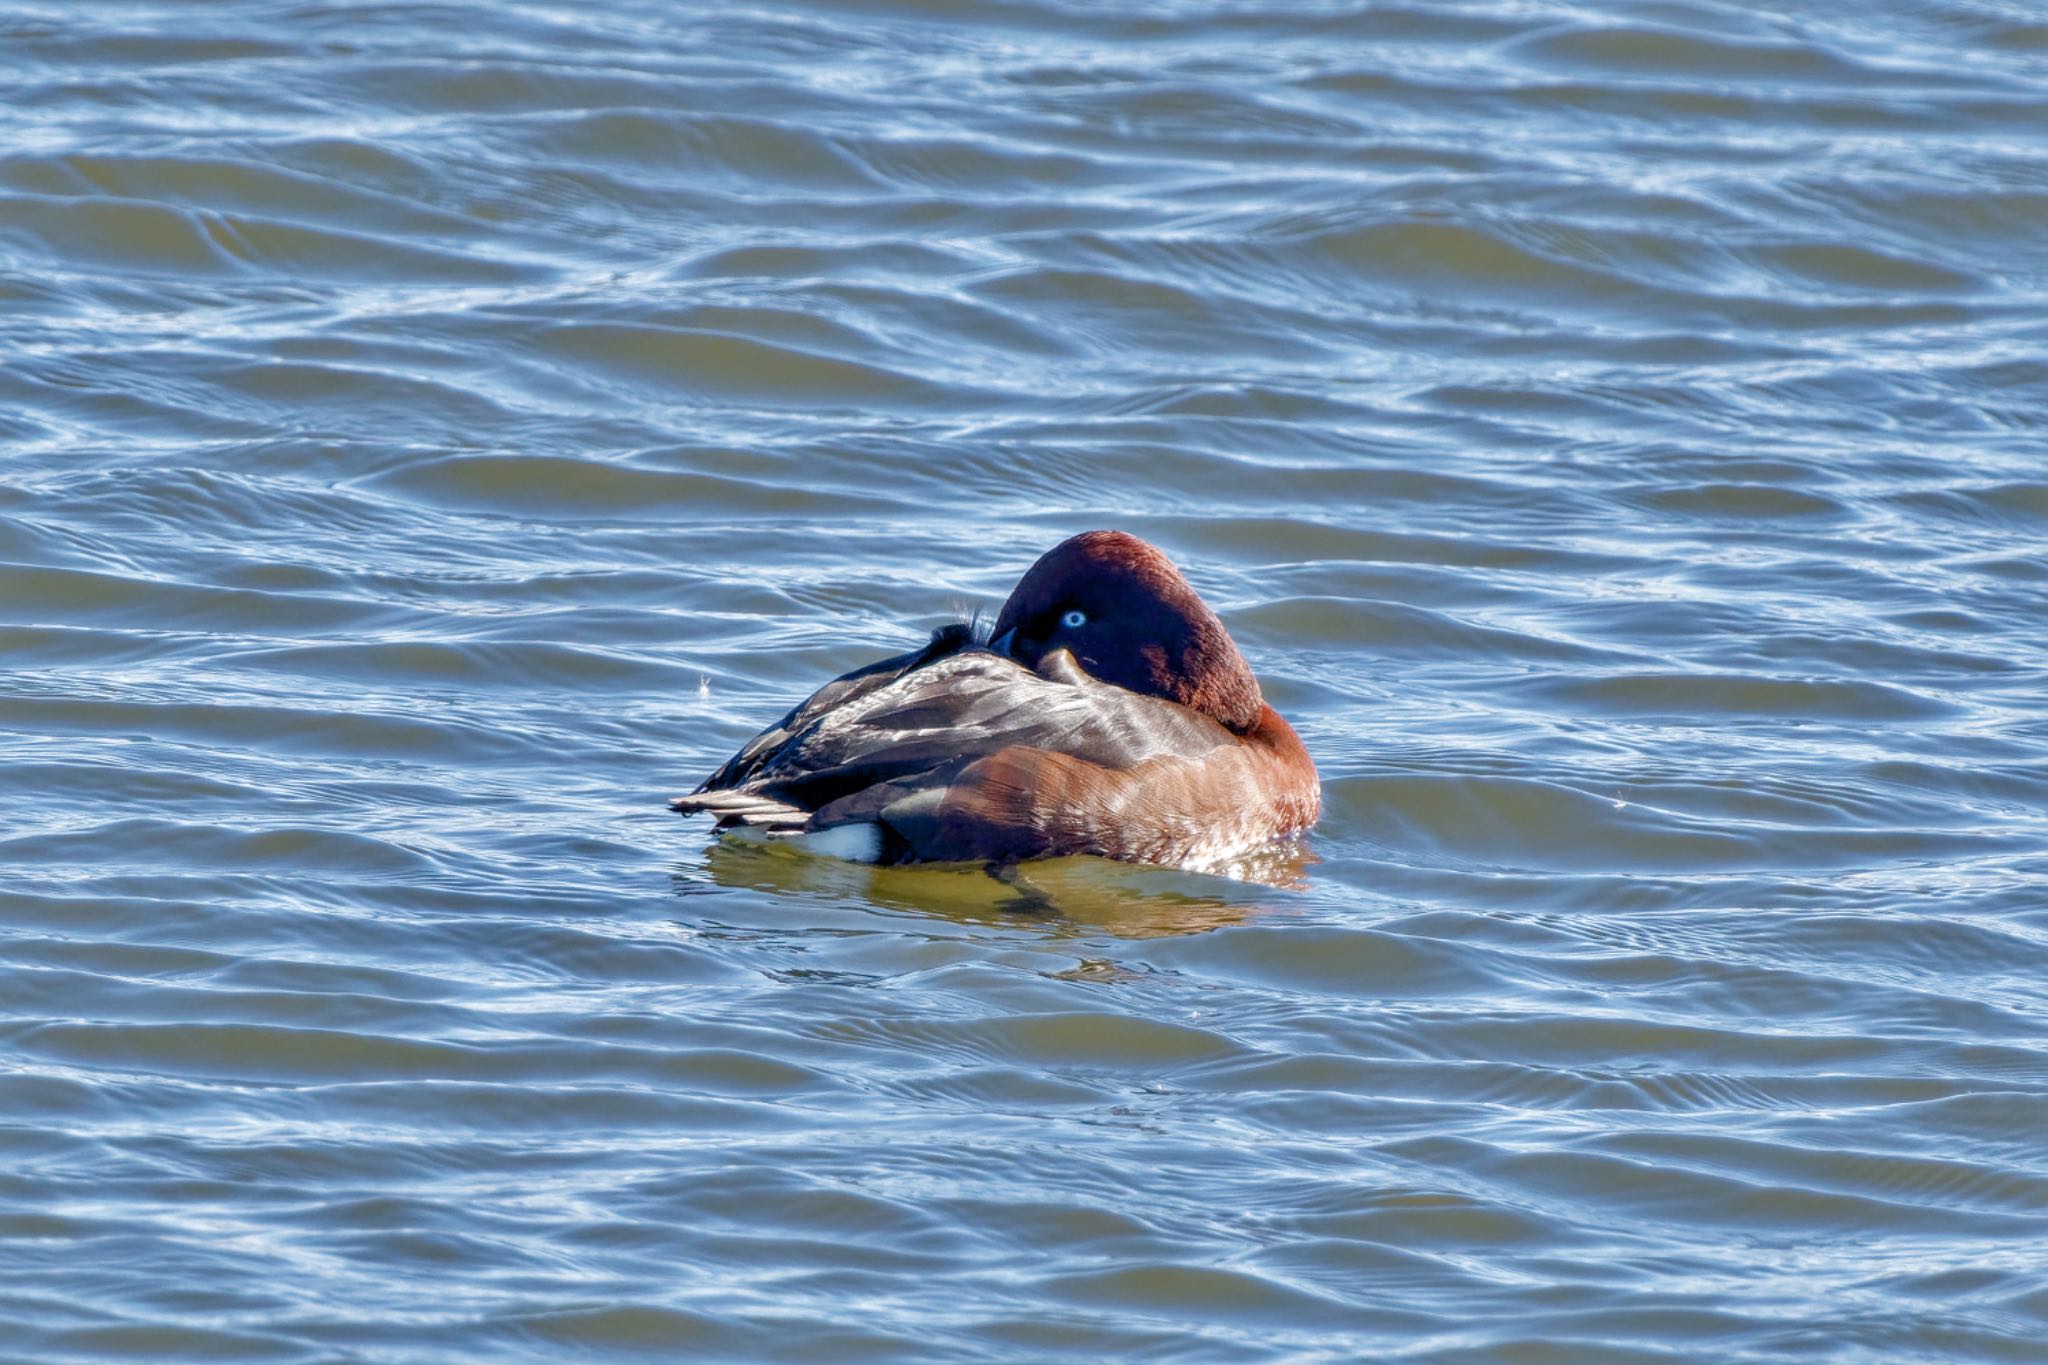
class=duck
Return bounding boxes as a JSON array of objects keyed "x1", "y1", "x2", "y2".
[{"x1": 671, "y1": 530, "x2": 1318, "y2": 868}]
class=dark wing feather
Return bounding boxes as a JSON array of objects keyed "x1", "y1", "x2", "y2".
[{"x1": 694, "y1": 622, "x2": 975, "y2": 794}]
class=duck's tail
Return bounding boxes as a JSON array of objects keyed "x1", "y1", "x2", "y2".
[
  {"x1": 671, "y1": 791, "x2": 889, "y2": 863},
  {"x1": 668, "y1": 789, "x2": 810, "y2": 836}
]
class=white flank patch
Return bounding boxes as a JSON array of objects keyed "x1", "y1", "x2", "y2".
[{"x1": 789, "y1": 822, "x2": 886, "y2": 864}]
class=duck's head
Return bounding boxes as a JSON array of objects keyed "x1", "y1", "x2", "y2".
[{"x1": 989, "y1": 530, "x2": 1264, "y2": 734}]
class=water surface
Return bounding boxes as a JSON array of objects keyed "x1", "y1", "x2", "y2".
[{"x1": 4, "y1": 0, "x2": 2048, "y2": 1359}]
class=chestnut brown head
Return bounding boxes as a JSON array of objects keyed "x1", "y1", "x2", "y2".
[{"x1": 989, "y1": 530, "x2": 1264, "y2": 733}]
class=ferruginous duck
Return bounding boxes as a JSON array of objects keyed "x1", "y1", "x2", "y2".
[{"x1": 671, "y1": 530, "x2": 1319, "y2": 868}]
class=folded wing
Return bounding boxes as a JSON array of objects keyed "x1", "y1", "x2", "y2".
[
  {"x1": 694, "y1": 622, "x2": 977, "y2": 795},
  {"x1": 673, "y1": 636, "x2": 1234, "y2": 861}
]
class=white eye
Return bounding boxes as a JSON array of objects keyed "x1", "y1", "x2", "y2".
[{"x1": 1061, "y1": 609, "x2": 1087, "y2": 629}]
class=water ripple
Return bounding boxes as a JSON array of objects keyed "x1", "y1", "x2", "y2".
[{"x1": 3, "y1": 0, "x2": 2048, "y2": 1359}]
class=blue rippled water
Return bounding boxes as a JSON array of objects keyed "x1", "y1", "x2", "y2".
[{"x1": 4, "y1": 0, "x2": 2048, "y2": 1359}]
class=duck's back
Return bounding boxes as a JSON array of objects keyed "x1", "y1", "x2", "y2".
[{"x1": 696, "y1": 622, "x2": 977, "y2": 796}]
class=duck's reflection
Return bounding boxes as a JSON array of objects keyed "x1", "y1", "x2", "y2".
[{"x1": 679, "y1": 838, "x2": 1316, "y2": 939}]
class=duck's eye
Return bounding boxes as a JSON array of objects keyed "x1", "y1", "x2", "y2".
[{"x1": 1060, "y1": 609, "x2": 1087, "y2": 629}]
